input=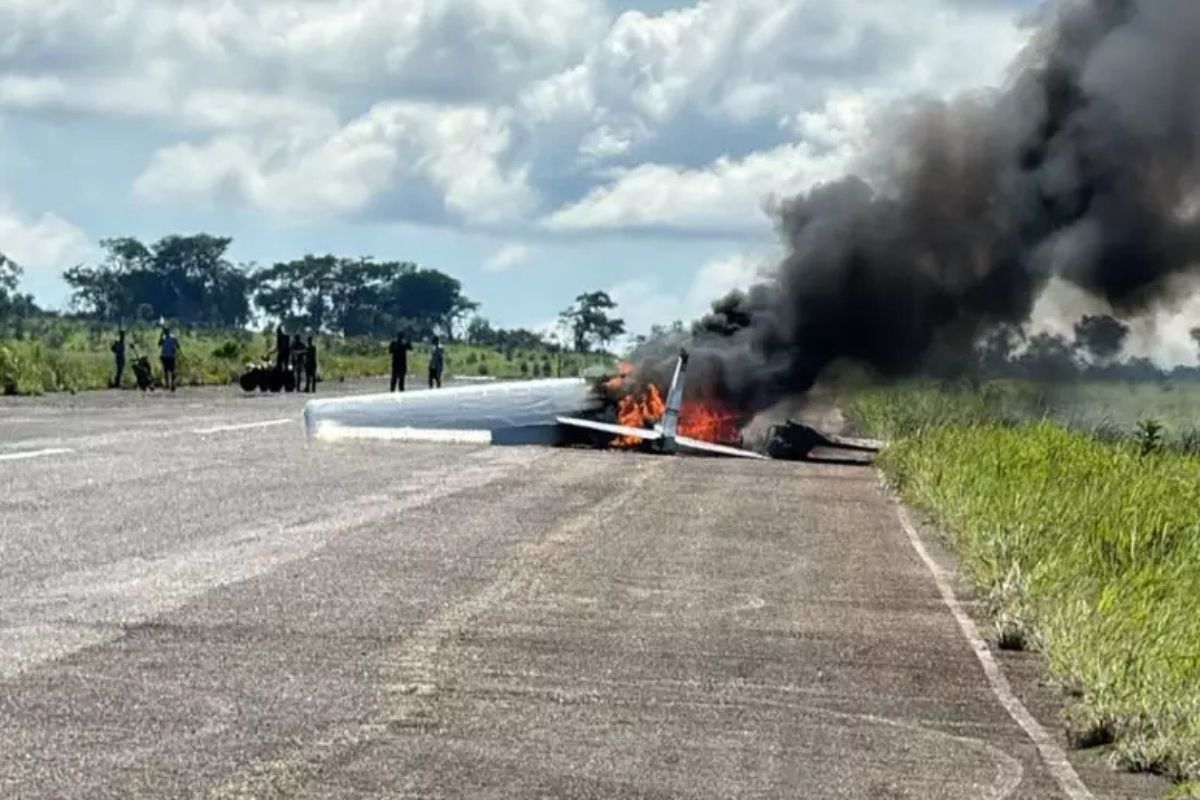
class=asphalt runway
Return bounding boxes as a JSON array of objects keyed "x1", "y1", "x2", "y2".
[{"x1": 0, "y1": 382, "x2": 1166, "y2": 799}]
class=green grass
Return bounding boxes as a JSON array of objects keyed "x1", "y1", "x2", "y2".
[
  {"x1": 0, "y1": 322, "x2": 615, "y2": 395},
  {"x1": 852, "y1": 384, "x2": 1200, "y2": 792},
  {"x1": 846, "y1": 379, "x2": 1200, "y2": 452}
]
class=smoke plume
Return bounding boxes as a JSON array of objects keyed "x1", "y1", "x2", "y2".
[{"x1": 670, "y1": 0, "x2": 1200, "y2": 412}]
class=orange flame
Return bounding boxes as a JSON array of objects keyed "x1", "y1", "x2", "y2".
[
  {"x1": 679, "y1": 398, "x2": 743, "y2": 444},
  {"x1": 615, "y1": 383, "x2": 666, "y2": 446},
  {"x1": 614, "y1": 383, "x2": 742, "y2": 446}
]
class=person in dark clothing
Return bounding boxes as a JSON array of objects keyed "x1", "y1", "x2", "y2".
[
  {"x1": 275, "y1": 326, "x2": 291, "y2": 373},
  {"x1": 291, "y1": 334, "x2": 307, "y2": 393},
  {"x1": 389, "y1": 332, "x2": 412, "y2": 392},
  {"x1": 111, "y1": 330, "x2": 126, "y2": 388},
  {"x1": 159, "y1": 327, "x2": 180, "y2": 392},
  {"x1": 304, "y1": 336, "x2": 318, "y2": 393},
  {"x1": 428, "y1": 335, "x2": 445, "y2": 389}
]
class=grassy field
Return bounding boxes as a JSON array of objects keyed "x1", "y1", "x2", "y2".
[
  {"x1": 848, "y1": 379, "x2": 1200, "y2": 452},
  {"x1": 848, "y1": 382, "x2": 1200, "y2": 795},
  {"x1": 0, "y1": 323, "x2": 613, "y2": 395}
]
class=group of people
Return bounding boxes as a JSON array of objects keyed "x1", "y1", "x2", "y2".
[
  {"x1": 110, "y1": 326, "x2": 316, "y2": 394},
  {"x1": 273, "y1": 327, "x2": 319, "y2": 393},
  {"x1": 110, "y1": 326, "x2": 445, "y2": 394},
  {"x1": 389, "y1": 332, "x2": 445, "y2": 392},
  {"x1": 110, "y1": 327, "x2": 180, "y2": 392}
]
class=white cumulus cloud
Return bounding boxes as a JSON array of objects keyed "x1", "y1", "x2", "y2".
[
  {"x1": 484, "y1": 242, "x2": 532, "y2": 272},
  {"x1": 134, "y1": 102, "x2": 535, "y2": 225},
  {"x1": 2, "y1": 0, "x2": 1026, "y2": 235},
  {"x1": 0, "y1": 199, "x2": 93, "y2": 277},
  {"x1": 543, "y1": 138, "x2": 857, "y2": 233}
]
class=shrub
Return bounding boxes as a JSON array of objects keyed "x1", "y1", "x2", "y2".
[
  {"x1": 212, "y1": 341, "x2": 242, "y2": 360},
  {"x1": 1136, "y1": 418, "x2": 1165, "y2": 456}
]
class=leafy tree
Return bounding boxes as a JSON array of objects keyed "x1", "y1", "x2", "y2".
[
  {"x1": 465, "y1": 317, "x2": 552, "y2": 353},
  {"x1": 1074, "y1": 314, "x2": 1129, "y2": 363},
  {"x1": 559, "y1": 291, "x2": 625, "y2": 353},
  {"x1": 501, "y1": 328, "x2": 549, "y2": 352},
  {"x1": 65, "y1": 235, "x2": 252, "y2": 327},
  {"x1": 253, "y1": 254, "x2": 340, "y2": 332},
  {"x1": 466, "y1": 316, "x2": 497, "y2": 347},
  {"x1": 153, "y1": 235, "x2": 252, "y2": 326},
  {"x1": 253, "y1": 256, "x2": 477, "y2": 339},
  {"x1": 376, "y1": 264, "x2": 476, "y2": 339},
  {"x1": 0, "y1": 253, "x2": 40, "y2": 323},
  {"x1": 0, "y1": 252, "x2": 19, "y2": 297},
  {"x1": 447, "y1": 295, "x2": 481, "y2": 340},
  {"x1": 1014, "y1": 332, "x2": 1078, "y2": 380},
  {"x1": 327, "y1": 258, "x2": 394, "y2": 337},
  {"x1": 975, "y1": 324, "x2": 1024, "y2": 375}
]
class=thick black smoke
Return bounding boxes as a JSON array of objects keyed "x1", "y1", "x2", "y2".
[{"x1": 668, "y1": 0, "x2": 1200, "y2": 412}]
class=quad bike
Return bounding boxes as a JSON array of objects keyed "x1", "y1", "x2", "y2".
[{"x1": 239, "y1": 358, "x2": 297, "y2": 393}]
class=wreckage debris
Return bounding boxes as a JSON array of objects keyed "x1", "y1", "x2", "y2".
[{"x1": 765, "y1": 421, "x2": 883, "y2": 463}]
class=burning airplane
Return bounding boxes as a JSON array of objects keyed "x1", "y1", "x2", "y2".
[
  {"x1": 305, "y1": 350, "x2": 757, "y2": 458},
  {"x1": 303, "y1": 350, "x2": 877, "y2": 461},
  {"x1": 554, "y1": 351, "x2": 765, "y2": 459}
]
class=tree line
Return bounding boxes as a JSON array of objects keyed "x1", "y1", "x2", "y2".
[
  {"x1": 973, "y1": 315, "x2": 1200, "y2": 382},
  {"x1": 0, "y1": 234, "x2": 627, "y2": 353},
  {"x1": 59, "y1": 235, "x2": 476, "y2": 339},
  {"x1": 632, "y1": 307, "x2": 1200, "y2": 384}
]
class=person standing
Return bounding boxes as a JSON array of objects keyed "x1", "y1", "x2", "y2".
[
  {"x1": 275, "y1": 326, "x2": 291, "y2": 374},
  {"x1": 290, "y1": 334, "x2": 307, "y2": 393},
  {"x1": 389, "y1": 332, "x2": 412, "y2": 392},
  {"x1": 159, "y1": 327, "x2": 180, "y2": 392},
  {"x1": 304, "y1": 336, "x2": 318, "y2": 393},
  {"x1": 110, "y1": 330, "x2": 126, "y2": 389},
  {"x1": 428, "y1": 335, "x2": 445, "y2": 389}
]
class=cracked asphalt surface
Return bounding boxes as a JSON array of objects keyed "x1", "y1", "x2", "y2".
[{"x1": 0, "y1": 382, "x2": 1167, "y2": 798}]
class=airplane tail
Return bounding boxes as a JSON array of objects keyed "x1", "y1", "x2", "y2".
[{"x1": 658, "y1": 349, "x2": 688, "y2": 452}]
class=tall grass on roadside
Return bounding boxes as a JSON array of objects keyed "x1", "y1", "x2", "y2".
[
  {"x1": 879, "y1": 421, "x2": 1200, "y2": 786},
  {"x1": 847, "y1": 379, "x2": 1200, "y2": 454},
  {"x1": 0, "y1": 340, "x2": 112, "y2": 394},
  {"x1": 0, "y1": 323, "x2": 617, "y2": 395},
  {"x1": 844, "y1": 381, "x2": 1046, "y2": 439}
]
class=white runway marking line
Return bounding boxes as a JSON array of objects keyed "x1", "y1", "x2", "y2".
[
  {"x1": 0, "y1": 448, "x2": 74, "y2": 463},
  {"x1": 895, "y1": 505, "x2": 1095, "y2": 800},
  {"x1": 193, "y1": 419, "x2": 296, "y2": 435}
]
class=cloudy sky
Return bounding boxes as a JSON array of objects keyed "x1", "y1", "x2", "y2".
[{"x1": 0, "y1": 0, "x2": 1029, "y2": 337}]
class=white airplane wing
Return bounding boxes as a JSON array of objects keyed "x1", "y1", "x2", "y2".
[
  {"x1": 676, "y1": 435, "x2": 768, "y2": 460},
  {"x1": 556, "y1": 417, "x2": 663, "y2": 441}
]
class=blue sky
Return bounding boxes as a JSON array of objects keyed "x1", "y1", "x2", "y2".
[{"x1": 0, "y1": 0, "x2": 1028, "y2": 338}]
